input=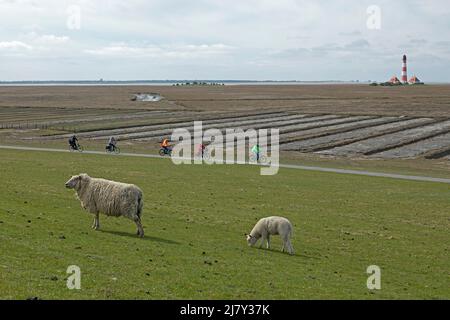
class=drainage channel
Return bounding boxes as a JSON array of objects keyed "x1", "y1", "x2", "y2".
[
  {"x1": 375, "y1": 132, "x2": 450, "y2": 159},
  {"x1": 283, "y1": 118, "x2": 433, "y2": 152},
  {"x1": 318, "y1": 119, "x2": 450, "y2": 157},
  {"x1": 39, "y1": 111, "x2": 293, "y2": 140},
  {"x1": 130, "y1": 115, "x2": 342, "y2": 142}
]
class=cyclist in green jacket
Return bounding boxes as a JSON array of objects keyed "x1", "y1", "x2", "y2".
[{"x1": 251, "y1": 144, "x2": 261, "y2": 162}]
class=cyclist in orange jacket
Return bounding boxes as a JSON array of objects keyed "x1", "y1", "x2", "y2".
[{"x1": 161, "y1": 138, "x2": 171, "y2": 154}]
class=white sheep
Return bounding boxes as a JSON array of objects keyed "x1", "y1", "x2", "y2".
[
  {"x1": 65, "y1": 174, "x2": 144, "y2": 237},
  {"x1": 246, "y1": 216, "x2": 294, "y2": 255}
]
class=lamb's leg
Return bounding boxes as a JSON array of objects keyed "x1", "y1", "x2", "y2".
[
  {"x1": 288, "y1": 238, "x2": 294, "y2": 255},
  {"x1": 259, "y1": 235, "x2": 266, "y2": 249},
  {"x1": 134, "y1": 216, "x2": 144, "y2": 238},
  {"x1": 266, "y1": 235, "x2": 271, "y2": 249},
  {"x1": 283, "y1": 235, "x2": 294, "y2": 255},
  {"x1": 287, "y1": 239, "x2": 294, "y2": 255}
]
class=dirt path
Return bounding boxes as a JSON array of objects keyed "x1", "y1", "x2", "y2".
[{"x1": 1, "y1": 145, "x2": 449, "y2": 184}]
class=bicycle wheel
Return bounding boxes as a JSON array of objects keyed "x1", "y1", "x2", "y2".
[
  {"x1": 114, "y1": 147, "x2": 120, "y2": 154},
  {"x1": 250, "y1": 154, "x2": 265, "y2": 163},
  {"x1": 159, "y1": 149, "x2": 166, "y2": 156}
]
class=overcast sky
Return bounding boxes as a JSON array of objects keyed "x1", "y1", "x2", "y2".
[{"x1": 0, "y1": 0, "x2": 449, "y2": 81}]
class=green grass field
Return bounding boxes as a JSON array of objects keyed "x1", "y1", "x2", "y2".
[{"x1": 0, "y1": 149, "x2": 449, "y2": 299}]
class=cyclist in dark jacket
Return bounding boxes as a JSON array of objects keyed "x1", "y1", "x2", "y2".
[{"x1": 69, "y1": 135, "x2": 79, "y2": 150}]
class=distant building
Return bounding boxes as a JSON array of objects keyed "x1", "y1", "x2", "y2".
[
  {"x1": 408, "y1": 75, "x2": 424, "y2": 85},
  {"x1": 388, "y1": 76, "x2": 402, "y2": 85},
  {"x1": 402, "y1": 55, "x2": 408, "y2": 84},
  {"x1": 379, "y1": 55, "x2": 425, "y2": 86}
]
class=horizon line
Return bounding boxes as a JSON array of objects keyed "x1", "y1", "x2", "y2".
[{"x1": 1, "y1": 79, "x2": 449, "y2": 84}]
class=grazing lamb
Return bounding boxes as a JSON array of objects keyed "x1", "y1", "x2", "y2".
[
  {"x1": 246, "y1": 216, "x2": 294, "y2": 255},
  {"x1": 65, "y1": 174, "x2": 144, "y2": 237}
]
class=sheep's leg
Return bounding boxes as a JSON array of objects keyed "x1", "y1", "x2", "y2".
[
  {"x1": 92, "y1": 213, "x2": 100, "y2": 230},
  {"x1": 134, "y1": 216, "x2": 144, "y2": 238},
  {"x1": 266, "y1": 235, "x2": 271, "y2": 249}
]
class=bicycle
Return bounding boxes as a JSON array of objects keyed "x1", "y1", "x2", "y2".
[
  {"x1": 69, "y1": 143, "x2": 84, "y2": 152},
  {"x1": 106, "y1": 145, "x2": 120, "y2": 154},
  {"x1": 250, "y1": 153, "x2": 267, "y2": 164},
  {"x1": 159, "y1": 147, "x2": 172, "y2": 157},
  {"x1": 195, "y1": 148, "x2": 211, "y2": 161}
]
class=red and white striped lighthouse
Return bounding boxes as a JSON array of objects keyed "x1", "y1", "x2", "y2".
[{"x1": 401, "y1": 54, "x2": 408, "y2": 84}]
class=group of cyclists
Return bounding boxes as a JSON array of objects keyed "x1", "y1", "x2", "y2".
[
  {"x1": 68, "y1": 135, "x2": 263, "y2": 162},
  {"x1": 159, "y1": 138, "x2": 208, "y2": 158},
  {"x1": 159, "y1": 138, "x2": 262, "y2": 161},
  {"x1": 68, "y1": 135, "x2": 118, "y2": 153}
]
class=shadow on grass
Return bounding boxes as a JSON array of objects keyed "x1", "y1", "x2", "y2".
[
  {"x1": 253, "y1": 247, "x2": 319, "y2": 259},
  {"x1": 99, "y1": 229, "x2": 180, "y2": 245}
]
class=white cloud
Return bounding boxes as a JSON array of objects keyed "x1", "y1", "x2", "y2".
[
  {"x1": 35, "y1": 34, "x2": 70, "y2": 44},
  {"x1": 85, "y1": 43, "x2": 234, "y2": 59},
  {"x1": 0, "y1": 33, "x2": 72, "y2": 56},
  {"x1": 0, "y1": 40, "x2": 32, "y2": 50},
  {"x1": 0, "y1": 0, "x2": 449, "y2": 81}
]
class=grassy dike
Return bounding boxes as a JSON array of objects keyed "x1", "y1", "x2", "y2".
[{"x1": 0, "y1": 148, "x2": 449, "y2": 299}]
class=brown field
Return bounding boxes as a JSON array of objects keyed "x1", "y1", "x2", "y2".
[
  {"x1": 1, "y1": 84, "x2": 450, "y2": 177},
  {"x1": 1, "y1": 84, "x2": 450, "y2": 115}
]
